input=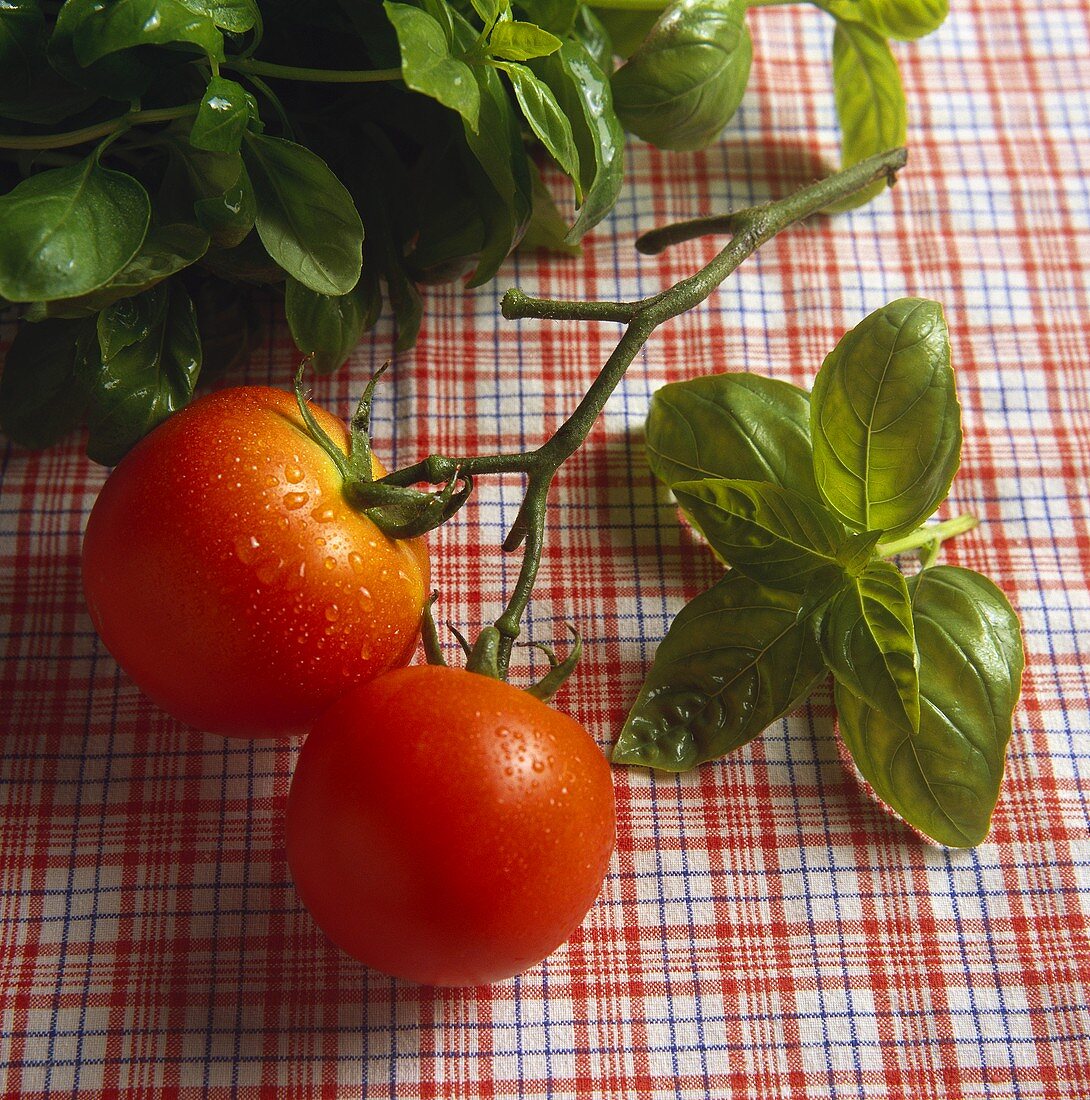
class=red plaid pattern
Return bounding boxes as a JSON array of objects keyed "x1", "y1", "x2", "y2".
[{"x1": 3, "y1": 0, "x2": 1089, "y2": 1095}]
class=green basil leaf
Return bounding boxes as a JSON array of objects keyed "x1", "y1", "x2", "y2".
[
  {"x1": 673, "y1": 478, "x2": 849, "y2": 591},
  {"x1": 242, "y1": 132, "x2": 363, "y2": 296},
  {"x1": 159, "y1": 136, "x2": 256, "y2": 248},
  {"x1": 614, "y1": 572, "x2": 828, "y2": 770},
  {"x1": 824, "y1": 20, "x2": 906, "y2": 212},
  {"x1": 591, "y1": 8, "x2": 656, "y2": 59},
  {"x1": 531, "y1": 39, "x2": 624, "y2": 241},
  {"x1": 384, "y1": 1, "x2": 481, "y2": 132},
  {"x1": 835, "y1": 565, "x2": 1024, "y2": 847},
  {"x1": 97, "y1": 289, "x2": 154, "y2": 361},
  {"x1": 192, "y1": 158, "x2": 255, "y2": 247},
  {"x1": 67, "y1": 0, "x2": 224, "y2": 66},
  {"x1": 200, "y1": 229, "x2": 283, "y2": 284},
  {"x1": 810, "y1": 298, "x2": 961, "y2": 538},
  {"x1": 387, "y1": 255, "x2": 423, "y2": 353},
  {"x1": 0, "y1": 64, "x2": 98, "y2": 124},
  {"x1": 86, "y1": 283, "x2": 202, "y2": 464},
  {"x1": 177, "y1": 0, "x2": 259, "y2": 32},
  {"x1": 646, "y1": 373, "x2": 819, "y2": 500},
  {"x1": 0, "y1": 317, "x2": 95, "y2": 449},
  {"x1": 285, "y1": 275, "x2": 379, "y2": 374},
  {"x1": 0, "y1": 0, "x2": 45, "y2": 101},
  {"x1": 611, "y1": 0, "x2": 751, "y2": 152},
  {"x1": 489, "y1": 20, "x2": 562, "y2": 61},
  {"x1": 47, "y1": 1, "x2": 157, "y2": 98},
  {"x1": 573, "y1": 5, "x2": 613, "y2": 71},
  {"x1": 819, "y1": 0, "x2": 948, "y2": 41},
  {"x1": 518, "y1": 162, "x2": 581, "y2": 256},
  {"x1": 452, "y1": 21, "x2": 533, "y2": 286},
  {"x1": 515, "y1": 0, "x2": 580, "y2": 37},
  {"x1": 190, "y1": 75, "x2": 252, "y2": 153},
  {"x1": 493, "y1": 60, "x2": 582, "y2": 200},
  {"x1": 0, "y1": 155, "x2": 151, "y2": 302},
  {"x1": 23, "y1": 223, "x2": 210, "y2": 318},
  {"x1": 823, "y1": 557, "x2": 919, "y2": 731}
]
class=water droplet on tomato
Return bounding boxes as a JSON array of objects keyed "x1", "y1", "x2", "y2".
[
  {"x1": 323, "y1": 556, "x2": 336, "y2": 571},
  {"x1": 285, "y1": 464, "x2": 304, "y2": 484},
  {"x1": 359, "y1": 642, "x2": 372, "y2": 660},
  {"x1": 284, "y1": 492, "x2": 309, "y2": 510},
  {"x1": 357, "y1": 587, "x2": 372, "y2": 607},
  {"x1": 325, "y1": 604, "x2": 340, "y2": 622},
  {"x1": 348, "y1": 552, "x2": 365, "y2": 574},
  {"x1": 263, "y1": 475, "x2": 278, "y2": 489},
  {"x1": 255, "y1": 557, "x2": 283, "y2": 585},
  {"x1": 532, "y1": 760, "x2": 545, "y2": 773},
  {"x1": 312, "y1": 506, "x2": 336, "y2": 523},
  {"x1": 234, "y1": 535, "x2": 260, "y2": 564}
]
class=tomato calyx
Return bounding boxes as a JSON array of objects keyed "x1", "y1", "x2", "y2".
[
  {"x1": 420, "y1": 594, "x2": 582, "y2": 701},
  {"x1": 293, "y1": 359, "x2": 471, "y2": 538}
]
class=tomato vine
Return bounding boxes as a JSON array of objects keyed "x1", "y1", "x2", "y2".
[{"x1": 300, "y1": 147, "x2": 909, "y2": 687}]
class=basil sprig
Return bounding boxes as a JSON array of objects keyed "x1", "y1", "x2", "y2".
[
  {"x1": 609, "y1": 0, "x2": 945, "y2": 209},
  {"x1": 616, "y1": 299, "x2": 1024, "y2": 848}
]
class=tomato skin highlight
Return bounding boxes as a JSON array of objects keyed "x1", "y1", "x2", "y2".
[
  {"x1": 286, "y1": 666, "x2": 616, "y2": 986},
  {"x1": 81, "y1": 386, "x2": 429, "y2": 738}
]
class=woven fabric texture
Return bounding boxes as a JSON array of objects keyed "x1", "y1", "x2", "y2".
[{"x1": 2, "y1": 0, "x2": 1089, "y2": 1096}]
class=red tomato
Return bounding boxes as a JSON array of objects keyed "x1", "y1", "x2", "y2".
[
  {"x1": 286, "y1": 666, "x2": 616, "y2": 985},
  {"x1": 81, "y1": 387, "x2": 429, "y2": 738}
]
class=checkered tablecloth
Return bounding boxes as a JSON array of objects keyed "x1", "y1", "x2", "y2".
[{"x1": 3, "y1": 1, "x2": 1089, "y2": 1096}]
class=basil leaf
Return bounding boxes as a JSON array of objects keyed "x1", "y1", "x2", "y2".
[
  {"x1": 573, "y1": 5, "x2": 613, "y2": 72},
  {"x1": 515, "y1": 0, "x2": 580, "y2": 37},
  {"x1": 489, "y1": 21, "x2": 563, "y2": 61},
  {"x1": 494, "y1": 61, "x2": 582, "y2": 201},
  {"x1": 810, "y1": 298, "x2": 961, "y2": 538},
  {"x1": 159, "y1": 137, "x2": 256, "y2": 248},
  {"x1": 384, "y1": 1, "x2": 481, "y2": 132},
  {"x1": 646, "y1": 373, "x2": 819, "y2": 500},
  {"x1": 177, "y1": 0, "x2": 259, "y2": 33},
  {"x1": 614, "y1": 572, "x2": 828, "y2": 770},
  {"x1": 836, "y1": 565, "x2": 1024, "y2": 847},
  {"x1": 24, "y1": 224, "x2": 210, "y2": 318},
  {"x1": 0, "y1": 64, "x2": 98, "y2": 124},
  {"x1": 0, "y1": 0, "x2": 45, "y2": 102},
  {"x1": 531, "y1": 39, "x2": 624, "y2": 242},
  {"x1": 823, "y1": 557, "x2": 919, "y2": 732},
  {"x1": 518, "y1": 162, "x2": 581, "y2": 257},
  {"x1": 190, "y1": 75, "x2": 252, "y2": 153},
  {"x1": 0, "y1": 317, "x2": 95, "y2": 449},
  {"x1": 242, "y1": 132, "x2": 364, "y2": 296},
  {"x1": 48, "y1": 1, "x2": 157, "y2": 98},
  {"x1": 819, "y1": 0, "x2": 948, "y2": 41},
  {"x1": 86, "y1": 283, "x2": 202, "y2": 464},
  {"x1": 285, "y1": 275, "x2": 379, "y2": 374},
  {"x1": 454, "y1": 27, "x2": 533, "y2": 286},
  {"x1": 673, "y1": 478, "x2": 848, "y2": 592},
  {"x1": 824, "y1": 20, "x2": 906, "y2": 212},
  {"x1": 0, "y1": 155, "x2": 150, "y2": 302},
  {"x1": 200, "y1": 229, "x2": 283, "y2": 285},
  {"x1": 592, "y1": 8, "x2": 658, "y2": 59},
  {"x1": 66, "y1": 0, "x2": 224, "y2": 66},
  {"x1": 611, "y1": 0, "x2": 751, "y2": 152}
]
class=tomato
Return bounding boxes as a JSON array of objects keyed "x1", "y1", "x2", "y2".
[
  {"x1": 81, "y1": 387, "x2": 429, "y2": 738},
  {"x1": 285, "y1": 666, "x2": 616, "y2": 985}
]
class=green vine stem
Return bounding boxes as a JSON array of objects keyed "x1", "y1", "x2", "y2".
[
  {"x1": 359, "y1": 147, "x2": 910, "y2": 682},
  {"x1": 225, "y1": 59, "x2": 403, "y2": 84},
  {"x1": 876, "y1": 513, "x2": 979, "y2": 559},
  {"x1": 0, "y1": 104, "x2": 198, "y2": 151}
]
